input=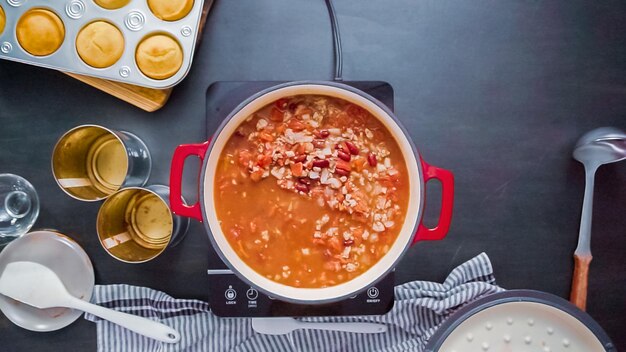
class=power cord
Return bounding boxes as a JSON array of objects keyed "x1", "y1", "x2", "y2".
[{"x1": 325, "y1": 0, "x2": 343, "y2": 81}]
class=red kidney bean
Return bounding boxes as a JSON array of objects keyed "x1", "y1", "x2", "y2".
[
  {"x1": 318, "y1": 130, "x2": 330, "y2": 138},
  {"x1": 345, "y1": 141, "x2": 359, "y2": 155},
  {"x1": 335, "y1": 168, "x2": 350, "y2": 177},
  {"x1": 337, "y1": 151, "x2": 351, "y2": 162},
  {"x1": 294, "y1": 154, "x2": 306, "y2": 163},
  {"x1": 367, "y1": 153, "x2": 377, "y2": 167},
  {"x1": 298, "y1": 177, "x2": 311, "y2": 185},
  {"x1": 343, "y1": 239, "x2": 354, "y2": 246},
  {"x1": 295, "y1": 183, "x2": 309, "y2": 193},
  {"x1": 312, "y1": 159, "x2": 330, "y2": 168},
  {"x1": 288, "y1": 103, "x2": 298, "y2": 112}
]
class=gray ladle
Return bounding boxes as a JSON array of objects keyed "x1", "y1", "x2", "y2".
[
  {"x1": 571, "y1": 128, "x2": 626, "y2": 310},
  {"x1": 576, "y1": 126, "x2": 626, "y2": 146}
]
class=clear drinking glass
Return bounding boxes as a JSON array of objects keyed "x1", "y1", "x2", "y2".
[{"x1": 0, "y1": 174, "x2": 39, "y2": 246}]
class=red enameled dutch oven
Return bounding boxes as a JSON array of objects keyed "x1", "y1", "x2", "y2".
[{"x1": 170, "y1": 81, "x2": 454, "y2": 304}]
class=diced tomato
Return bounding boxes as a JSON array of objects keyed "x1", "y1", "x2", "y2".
[
  {"x1": 250, "y1": 169, "x2": 264, "y2": 182},
  {"x1": 378, "y1": 174, "x2": 399, "y2": 188},
  {"x1": 270, "y1": 107, "x2": 284, "y2": 122},
  {"x1": 313, "y1": 238, "x2": 326, "y2": 246},
  {"x1": 275, "y1": 123, "x2": 286, "y2": 134},
  {"x1": 326, "y1": 236, "x2": 343, "y2": 252},
  {"x1": 353, "y1": 198, "x2": 370, "y2": 214},
  {"x1": 288, "y1": 119, "x2": 306, "y2": 131},
  {"x1": 352, "y1": 228, "x2": 364, "y2": 246},
  {"x1": 238, "y1": 150, "x2": 252, "y2": 167},
  {"x1": 290, "y1": 162, "x2": 304, "y2": 177},
  {"x1": 353, "y1": 157, "x2": 367, "y2": 172},
  {"x1": 335, "y1": 159, "x2": 351, "y2": 171},
  {"x1": 257, "y1": 154, "x2": 272, "y2": 168},
  {"x1": 275, "y1": 98, "x2": 289, "y2": 111},
  {"x1": 259, "y1": 132, "x2": 274, "y2": 142}
]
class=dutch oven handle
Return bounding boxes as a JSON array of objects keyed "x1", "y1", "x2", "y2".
[
  {"x1": 170, "y1": 141, "x2": 210, "y2": 222},
  {"x1": 413, "y1": 159, "x2": 454, "y2": 244}
]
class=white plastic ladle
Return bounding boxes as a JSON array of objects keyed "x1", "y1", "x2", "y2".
[{"x1": 0, "y1": 261, "x2": 180, "y2": 343}]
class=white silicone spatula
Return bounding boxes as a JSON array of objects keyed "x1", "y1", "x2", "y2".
[
  {"x1": 252, "y1": 317, "x2": 388, "y2": 335},
  {"x1": 0, "y1": 261, "x2": 180, "y2": 343}
]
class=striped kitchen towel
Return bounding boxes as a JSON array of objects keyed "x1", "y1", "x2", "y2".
[{"x1": 84, "y1": 252, "x2": 503, "y2": 352}]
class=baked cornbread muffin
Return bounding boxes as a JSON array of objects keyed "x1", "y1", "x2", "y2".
[
  {"x1": 76, "y1": 21, "x2": 124, "y2": 68},
  {"x1": 135, "y1": 34, "x2": 183, "y2": 80},
  {"x1": 94, "y1": 0, "x2": 130, "y2": 10},
  {"x1": 147, "y1": 0, "x2": 194, "y2": 21},
  {"x1": 0, "y1": 6, "x2": 6, "y2": 36},
  {"x1": 16, "y1": 9, "x2": 65, "y2": 56}
]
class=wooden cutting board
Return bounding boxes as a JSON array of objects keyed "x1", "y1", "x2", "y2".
[{"x1": 65, "y1": 1, "x2": 213, "y2": 112}]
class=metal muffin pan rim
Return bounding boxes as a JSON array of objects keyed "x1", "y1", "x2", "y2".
[{"x1": 0, "y1": 0, "x2": 203, "y2": 89}]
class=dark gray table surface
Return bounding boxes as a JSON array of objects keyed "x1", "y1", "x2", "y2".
[{"x1": 1, "y1": 0, "x2": 625, "y2": 350}]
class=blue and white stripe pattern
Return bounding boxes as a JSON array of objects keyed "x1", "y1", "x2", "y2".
[{"x1": 85, "y1": 253, "x2": 502, "y2": 351}]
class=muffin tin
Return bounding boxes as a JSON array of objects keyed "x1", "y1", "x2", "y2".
[{"x1": 0, "y1": 0, "x2": 204, "y2": 89}]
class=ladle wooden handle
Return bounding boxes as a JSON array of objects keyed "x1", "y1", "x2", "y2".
[{"x1": 570, "y1": 253, "x2": 592, "y2": 311}]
